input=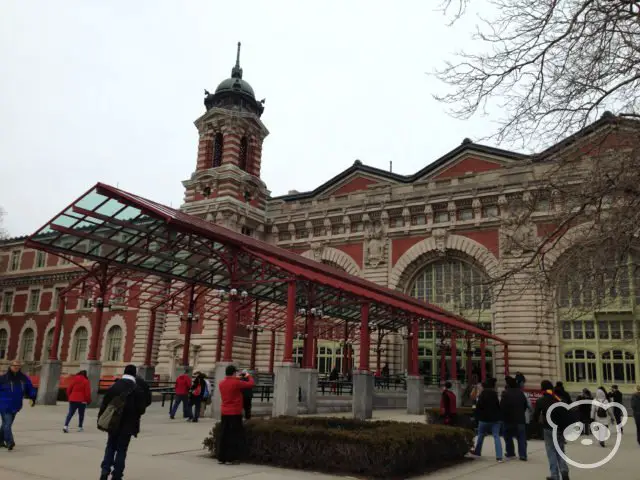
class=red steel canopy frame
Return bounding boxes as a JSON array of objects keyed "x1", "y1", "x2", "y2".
[{"x1": 25, "y1": 183, "x2": 507, "y2": 372}]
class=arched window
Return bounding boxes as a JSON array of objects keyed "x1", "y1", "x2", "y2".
[
  {"x1": 0, "y1": 329, "x2": 7, "y2": 360},
  {"x1": 564, "y1": 349, "x2": 597, "y2": 383},
  {"x1": 44, "y1": 328, "x2": 54, "y2": 359},
  {"x1": 20, "y1": 328, "x2": 35, "y2": 361},
  {"x1": 105, "y1": 326, "x2": 123, "y2": 362},
  {"x1": 212, "y1": 132, "x2": 223, "y2": 167},
  {"x1": 238, "y1": 136, "x2": 248, "y2": 171},
  {"x1": 71, "y1": 327, "x2": 88, "y2": 361},
  {"x1": 602, "y1": 350, "x2": 636, "y2": 384},
  {"x1": 410, "y1": 258, "x2": 491, "y2": 312}
]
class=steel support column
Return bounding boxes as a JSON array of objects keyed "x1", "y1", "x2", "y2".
[
  {"x1": 215, "y1": 319, "x2": 224, "y2": 362},
  {"x1": 504, "y1": 344, "x2": 510, "y2": 377},
  {"x1": 144, "y1": 309, "x2": 157, "y2": 366},
  {"x1": 342, "y1": 322, "x2": 349, "y2": 375},
  {"x1": 480, "y1": 339, "x2": 487, "y2": 382},
  {"x1": 49, "y1": 297, "x2": 66, "y2": 361},
  {"x1": 440, "y1": 346, "x2": 446, "y2": 383},
  {"x1": 268, "y1": 329, "x2": 276, "y2": 374},
  {"x1": 182, "y1": 285, "x2": 196, "y2": 367},
  {"x1": 283, "y1": 281, "x2": 296, "y2": 363},
  {"x1": 359, "y1": 303, "x2": 370, "y2": 371},
  {"x1": 410, "y1": 319, "x2": 419, "y2": 376},
  {"x1": 450, "y1": 331, "x2": 457, "y2": 381},
  {"x1": 465, "y1": 340, "x2": 473, "y2": 385},
  {"x1": 312, "y1": 337, "x2": 318, "y2": 370},
  {"x1": 250, "y1": 328, "x2": 258, "y2": 370},
  {"x1": 223, "y1": 296, "x2": 238, "y2": 362},
  {"x1": 87, "y1": 301, "x2": 105, "y2": 361},
  {"x1": 304, "y1": 314, "x2": 315, "y2": 368}
]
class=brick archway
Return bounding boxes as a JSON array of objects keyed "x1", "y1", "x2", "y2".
[
  {"x1": 301, "y1": 247, "x2": 362, "y2": 277},
  {"x1": 389, "y1": 234, "x2": 500, "y2": 292}
]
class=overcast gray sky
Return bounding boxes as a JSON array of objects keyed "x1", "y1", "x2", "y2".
[{"x1": 0, "y1": 0, "x2": 501, "y2": 237}]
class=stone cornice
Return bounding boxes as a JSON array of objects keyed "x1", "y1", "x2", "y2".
[{"x1": 0, "y1": 270, "x2": 82, "y2": 288}]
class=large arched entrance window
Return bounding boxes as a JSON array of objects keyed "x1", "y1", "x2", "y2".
[
  {"x1": 557, "y1": 250, "x2": 640, "y2": 391},
  {"x1": 105, "y1": 326, "x2": 123, "y2": 362},
  {"x1": 71, "y1": 327, "x2": 88, "y2": 362},
  {"x1": 409, "y1": 255, "x2": 493, "y2": 383},
  {"x1": 20, "y1": 328, "x2": 35, "y2": 361}
]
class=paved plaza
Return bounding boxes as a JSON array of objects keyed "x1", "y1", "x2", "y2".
[{"x1": 1, "y1": 401, "x2": 637, "y2": 479}]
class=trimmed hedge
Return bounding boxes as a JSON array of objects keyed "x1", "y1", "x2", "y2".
[{"x1": 204, "y1": 416, "x2": 473, "y2": 478}]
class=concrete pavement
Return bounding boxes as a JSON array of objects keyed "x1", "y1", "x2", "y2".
[{"x1": 1, "y1": 402, "x2": 638, "y2": 479}]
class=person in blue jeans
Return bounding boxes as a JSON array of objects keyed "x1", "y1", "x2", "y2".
[
  {"x1": 500, "y1": 375, "x2": 530, "y2": 460},
  {"x1": 470, "y1": 377, "x2": 503, "y2": 462},
  {"x1": 0, "y1": 360, "x2": 37, "y2": 451},
  {"x1": 533, "y1": 380, "x2": 570, "y2": 480}
]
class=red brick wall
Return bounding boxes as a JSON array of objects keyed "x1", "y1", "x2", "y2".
[
  {"x1": 20, "y1": 251, "x2": 34, "y2": 270},
  {"x1": 391, "y1": 236, "x2": 427, "y2": 265},
  {"x1": 434, "y1": 157, "x2": 502, "y2": 180},
  {"x1": 332, "y1": 177, "x2": 379, "y2": 196},
  {"x1": 457, "y1": 229, "x2": 500, "y2": 258},
  {"x1": 334, "y1": 243, "x2": 363, "y2": 269}
]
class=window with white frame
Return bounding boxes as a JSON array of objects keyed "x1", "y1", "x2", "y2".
[
  {"x1": 71, "y1": 327, "x2": 88, "y2": 361},
  {"x1": 105, "y1": 326, "x2": 123, "y2": 362},
  {"x1": 35, "y1": 251, "x2": 46, "y2": 268},
  {"x1": 0, "y1": 329, "x2": 7, "y2": 359},
  {"x1": 2, "y1": 292, "x2": 13, "y2": 314},
  {"x1": 434, "y1": 211, "x2": 449, "y2": 223},
  {"x1": 10, "y1": 250, "x2": 21, "y2": 271},
  {"x1": 52, "y1": 287, "x2": 63, "y2": 309},
  {"x1": 20, "y1": 328, "x2": 35, "y2": 361},
  {"x1": 44, "y1": 328, "x2": 54, "y2": 358},
  {"x1": 28, "y1": 289, "x2": 41, "y2": 312}
]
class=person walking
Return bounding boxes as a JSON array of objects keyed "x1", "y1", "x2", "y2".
[
  {"x1": 470, "y1": 377, "x2": 503, "y2": 463},
  {"x1": 169, "y1": 369, "x2": 192, "y2": 420},
  {"x1": 188, "y1": 372, "x2": 207, "y2": 423},
  {"x1": 609, "y1": 385, "x2": 624, "y2": 434},
  {"x1": 201, "y1": 375, "x2": 213, "y2": 416},
  {"x1": 631, "y1": 385, "x2": 640, "y2": 446},
  {"x1": 0, "y1": 360, "x2": 36, "y2": 451},
  {"x1": 440, "y1": 381, "x2": 457, "y2": 425},
  {"x1": 591, "y1": 387, "x2": 616, "y2": 447},
  {"x1": 63, "y1": 370, "x2": 91, "y2": 433},
  {"x1": 534, "y1": 380, "x2": 570, "y2": 480},
  {"x1": 217, "y1": 365, "x2": 255, "y2": 465},
  {"x1": 98, "y1": 364, "x2": 151, "y2": 480},
  {"x1": 554, "y1": 381, "x2": 571, "y2": 404},
  {"x1": 501, "y1": 376, "x2": 530, "y2": 461},
  {"x1": 575, "y1": 388, "x2": 593, "y2": 436}
]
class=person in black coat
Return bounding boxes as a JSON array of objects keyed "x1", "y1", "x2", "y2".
[
  {"x1": 239, "y1": 370, "x2": 253, "y2": 420},
  {"x1": 99, "y1": 365, "x2": 151, "y2": 480},
  {"x1": 500, "y1": 376, "x2": 530, "y2": 460},
  {"x1": 189, "y1": 372, "x2": 206, "y2": 423},
  {"x1": 534, "y1": 380, "x2": 570, "y2": 480},
  {"x1": 609, "y1": 385, "x2": 624, "y2": 433},
  {"x1": 554, "y1": 381, "x2": 572, "y2": 404},
  {"x1": 575, "y1": 388, "x2": 593, "y2": 435},
  {"x1": 470, "y1": 377, "x2": 503, "y2": 462}
]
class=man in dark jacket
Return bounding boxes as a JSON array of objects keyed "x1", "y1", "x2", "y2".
[
  {"x1": 609, "y1": 385, "x2": 624, "y2": 433},
  {"x1": 533, "y1": 380, "x2": 570, "y2": 480},
  {"x1": 0, "y1": 360, "x2": 36, "y2": 450},
  {"x1": 99, "y1": 365, "x2": 151, "y2": 480},
  {"x1": 239, "y1": 369, "x2": 253, "y2": 420},
  {"x1": 501, "y1": 376, "x2": 530, "y2": 461},
  {"x1": 470, "y1": 377, "x2": 503, "y2": 462}
]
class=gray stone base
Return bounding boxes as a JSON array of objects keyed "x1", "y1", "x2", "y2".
[
  {"x1": 36, "y1": 360, "x2": 62, "y2": 406},
  {"x1": 406, "y1": 375, "x2": 425, "y2": 414},
  {"x1": 450, "y1": 380, "x2": 462, "y2": 407},
  {"x1": 211, "y1": 362, "x2": 231, "y2": 421},
  {"x1": 272, "y1": 363, "x2": 299, "y2": 418},
  {"x1": 138, "y1": 365, "x2": 156, "y2": 383},
  {"x1": 352, "y1": 371, "x2": 373, "y2": 420},
  {"x1": 299, "y1": 368, "x2": 318, "y2": 414},
  {"x1": 80, "y1": 360, "x2": 102, "y2": 408}
]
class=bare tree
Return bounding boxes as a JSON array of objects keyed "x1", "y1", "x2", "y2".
[{"x1": 436, "y1": 0, "x2": 640, "y2": 147}]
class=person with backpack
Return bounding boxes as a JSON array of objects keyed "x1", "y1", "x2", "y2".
[
  {"x1": 98, "y1": 365, "x2": 151, "y2": 480},
  {"x1": 63, "y1": 370, "x2": 91, "y2": 433},
  {"x1": 0, "y1": 360, "x2": 36, "y2": 451},
  {"x1": 188, "y1": 372, "x2": 207, "y2": 423},
  {"x1": 533, "y1": 380, "x2": 570, "y2": 480},
  {"x1": 591, "y1": 386, "x2": 616, "y2": 447},
  {"x1": 469, "y1": 377, "x2": 503, "y2": 462},
  {"x1": 501, "y1": 376, "x2": 530, "y2": 461}
]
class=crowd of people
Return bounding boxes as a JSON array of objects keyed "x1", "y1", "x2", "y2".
[{"x1": 169, "y1": 369, "x2": 212, "y2": 422}]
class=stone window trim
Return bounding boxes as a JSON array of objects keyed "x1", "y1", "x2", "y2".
[
  {"x1": 41, "y1": 318, "x2": 64, "y2": 361},
  {"x1": 2, "y1": 290, "x2": 14, "y2": 314},
  {"x1": 34, "y1": 250, "x2": 46, "y2": 269},
  {"x1": 9, "y1": 250, "x2": 21, "y2": 271},
  {"x1": 17, "y1": 319, "x2": 38, "y2": 362},
  {"x1": 27, "y1": 288, "x2": 41, "y2": 313},
  {"x1": 0, "y1": 320, "x2": 10, "y2": 361},
  {"x1": 67, "y1": 316, "x2": 92, "y2": 362},
  {"x1": 101, "y1": 315, "x2": 127, "y2": 363}
]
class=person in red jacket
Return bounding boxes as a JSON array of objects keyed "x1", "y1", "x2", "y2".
[
  {"x1": 64, "y1": 370, "x2": 91, "y2": 433},
  {"x1": 440, "y1": 381, "x2": 458, "y2": 425},
  {"x1": 170, "y1": 369, "x2": 192, "y2": 420},
  {"x1": 217, "y1": 365, "x2": 254, "y2": 465}
]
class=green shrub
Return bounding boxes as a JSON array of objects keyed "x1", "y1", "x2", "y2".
[{"x1": 203, "y1": 416, "x2": 473, "y2": 478}]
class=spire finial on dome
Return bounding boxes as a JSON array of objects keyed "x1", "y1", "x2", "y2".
[{"x1": 231, "y1": 41, "x2": 243, "y2": 79}]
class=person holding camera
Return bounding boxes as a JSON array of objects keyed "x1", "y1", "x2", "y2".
[{"x1": 217, "y1": 365, "x2": 254, "y2": 465}]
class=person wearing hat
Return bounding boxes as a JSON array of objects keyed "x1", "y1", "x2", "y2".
[
  {"x1": 98, "y1": 365, "x2": 151, "y2": 480},
  {"x1": 217, "y1": 365, "x2": 254, "y2": 465}
]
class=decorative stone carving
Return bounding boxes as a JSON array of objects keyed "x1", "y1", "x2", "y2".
[
  {"x1": 364, "y1": 221, "x2": 388, "y2": 268},
  {"x1": 500, "y1": 200, "x2": 536, "y2": 257},
  {"x1": 380, "y1": 210, "x2": 389, "y2": 227},
  {"x1": 472, "y1": 198, "x2": 482, "y2": 216},
  {"x1": 448, "y1": 201, "x2": 457, "y2": 222},
  {"x1": 432, "y1": 228, "x2": 448, "y2": 256},
  {"x1": 310, "y1": 242, "x2": 325, "y2": 262},
  {"x1": 402, "y1": 207, "x2": 410, "y2": 226}
]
